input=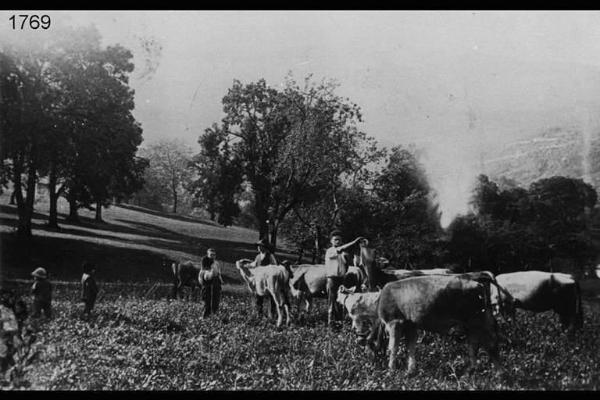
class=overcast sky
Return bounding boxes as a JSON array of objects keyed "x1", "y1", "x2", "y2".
[{"x1": 3, "y1": 10, "x2": 600, "y2": 225}]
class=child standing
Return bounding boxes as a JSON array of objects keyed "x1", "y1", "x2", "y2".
[
  {"x1": 30, "y1": 268, "x2": 52, "y2": 319},
  {"x1": 199, "y1": 248, "x2": 224, "y2": 319},
  {"x1": 81, "y1": 262, "x2": 99, "y2": 318}
]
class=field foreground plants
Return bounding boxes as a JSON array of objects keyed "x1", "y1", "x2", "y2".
[{"x1": 3, "y1": 281, "x2": 600, "y2": 390}]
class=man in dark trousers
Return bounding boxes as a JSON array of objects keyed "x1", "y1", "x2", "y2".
[
  {"x1": 199, "y1": 248, "x2": 224, "y2": 319},
  {"x1": 81, "y1": 262, "x2": 99, "y2": 318}
]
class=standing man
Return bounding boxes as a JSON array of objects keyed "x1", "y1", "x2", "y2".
[
  {"x1": 250, "y1": 239, "x2": 278, "y2": 267},
  {"x1": 325, "y1": 230, "x2": 365, "y2": 326},
  {"x1": 81, "y1": 262, "x2": 99, "y2": 318},
  {"x1": 199, "y1": 248, "x2": 225, "y2": 319}
]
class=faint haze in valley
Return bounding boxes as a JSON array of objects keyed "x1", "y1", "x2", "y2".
[{"x1": 5, "y1": 10, "x2": 600, "y2": 226}]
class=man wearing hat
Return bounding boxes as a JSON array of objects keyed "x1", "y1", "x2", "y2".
[
  {"x1": 246, "y1": 238, "x2": 278, "y2": 267},
  {"x1": 30, "y1": 267, "x2": 52, "y2": 319},
  {"x1": 325, "y1": 230, "x2": 366, "y2": 326}
]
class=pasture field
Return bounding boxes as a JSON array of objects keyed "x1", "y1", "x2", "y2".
[{"x1": 4, "y1": 281, "x2": 600, "y2": 390}]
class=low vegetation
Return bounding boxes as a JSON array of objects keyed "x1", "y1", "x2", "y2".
[{"x1": 4, "y1": 282, "x2": 599, "y2": 390}]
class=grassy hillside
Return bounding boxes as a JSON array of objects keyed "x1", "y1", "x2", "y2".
[{"x1": 0, "y1": 192, "x2": 296, "y2": 284}]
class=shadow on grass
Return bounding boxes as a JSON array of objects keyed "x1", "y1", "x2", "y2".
[
  {"x1": 1, "y1": 205, "x2": 302, "y2": 284},
  {"x1": 115, "y1": 203, "x2": 221, "y2": 227}
]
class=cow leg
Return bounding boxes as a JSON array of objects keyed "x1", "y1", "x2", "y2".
[
  {"x1": 405, "y1": 324, "x2": 418, "y2": 376},
  {"x1": 267, "y1": 295, "x2": 277, "y2": 319},
  {"x1": 466, "y1": 334, "x2": 480, "y2": 374},
  {"x1": 480, "y1": 331, "x2": 504, "y2": 375},
  {"x1": 269, "y1": 292, "x2": 284, "y2": 328},
  {"x1": 284, "y1": 302, "x2": 291, "y2": 326},
  {"x1": 256, "y1": 295, "x2": 264, "y2": 317},
  {"x1": 386, "y1": 321, "x2": 401, "y2": 371}
]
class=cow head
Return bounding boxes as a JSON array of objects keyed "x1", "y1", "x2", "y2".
[
  {"x1": 236, "y1": 260, "x2": 256, "y2": 294},
  {"x1": 336, "y1": 286, "x2": 380, "y2": 344},
  {"x1": 489, "y1": 282, "x2": 516, "y2": 320}
]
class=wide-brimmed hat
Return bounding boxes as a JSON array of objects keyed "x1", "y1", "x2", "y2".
[
  {"x1": 31, "y1": 267, "x2": 48, "y2": 279},
  {"x1": 255, "y1": 239, "x2": 272, "y2": 251},
  {"x1": 82, "y1": 262, "x2": 96, "y2": 274}
]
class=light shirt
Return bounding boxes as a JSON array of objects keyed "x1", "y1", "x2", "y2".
[
  {"x1": 199, "y1": 260, "x2": 222, "y2": 283},
  {"x1": 325, "y1": 246, "x2": 342, "y2": 277}
]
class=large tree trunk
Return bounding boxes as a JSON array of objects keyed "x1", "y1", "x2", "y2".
[
  {"x1": 254, "y1": 192, "x2": 269, "y2": 241},
  {"x1": 9, "y1": 189, "x2": 16, "y2": 205},
  {"x1": 47, "y1": 163, "x2": 59, "y2": 229},
  {"x1": 269, "y1": 223, "x2": 278, "y2": 251},
  {"x1": 172, "y1": 190, "x2": 178, "y2": 214},
  {"x1": 14, "y1": 156, "x2": 36, "y2": 239},
  {"x1": 314, "y1": 226, "x2": 322, "y2": 263},
  {"x1": 95, "y1": 200, "x2": 103, "y2": 222},
  {"x1": 66, "y1": 193, "x2": 80, "y2": 223}
]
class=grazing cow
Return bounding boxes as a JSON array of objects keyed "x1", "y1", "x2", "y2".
[
  {"x1": 336, "y1": 286, "x2": 385, "y2": 353},
  {"x1": 491, "y1": 271, "x2": 583, "y2": 334},
  {"x1": 163, "y1": 258, "x2": 201, "y2": 299},
  {"x1": 375, "y1": 275, "x2": 503, "y2": 375},
  {"x1": 288, "y1": 264, "x2": 328, "y2": 316},
  {"x1": 358, "y1": 244, "x2": 450, "y2": 290},
  {"x1": 236, "y1": 261, "x2": 292, "y2": 327}
]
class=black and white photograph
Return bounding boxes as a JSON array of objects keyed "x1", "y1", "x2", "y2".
[{"x1": 1, "y1": 10, "x2": 599, "y2": 390}]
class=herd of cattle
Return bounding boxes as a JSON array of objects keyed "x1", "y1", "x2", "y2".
[{"x1": 165, "y1": 244, "x2": 584, "y2": 376}]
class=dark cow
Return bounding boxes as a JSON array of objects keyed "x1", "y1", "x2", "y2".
[
  {"x1": 373, "y1": 275, "x2": 503, "y2": 375},
  {"x1": 288, "y1": 264, "x2": 328, "y2": 316},
  {"x1": 163, "y1": 258, "x2": 201, "y2": 300},
  {"x1": 492, "y1": 271, "x2": 583, "y2": 334}
]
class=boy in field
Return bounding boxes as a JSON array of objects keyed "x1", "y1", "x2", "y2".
[
  {"x1": 30, "y1": 268, "x2": 52, "y2": 320},
  {"x1": 199, "y1": 248, "x2": 225, "y2": 319},
  {"x1": 325, "y1": 230, "x2": 365, "y2": 324},
  {"x1": 81, "y1": 262, "x2": 99, "y2": 318}
]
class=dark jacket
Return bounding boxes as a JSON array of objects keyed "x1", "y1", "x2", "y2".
[
  {"x1": 81, "y1": 275, "x2": 98, "y2": 302},
  {"x1": 31, "y1": 279, "x2": 52, "y2": 303},
  {"x1": 255, "y1": 252, "x2": 276, "y2": 266}
]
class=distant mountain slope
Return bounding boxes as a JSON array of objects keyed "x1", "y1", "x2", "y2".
[{"x1": 483, "y1": 126, "x2": 600, "y2": 189}]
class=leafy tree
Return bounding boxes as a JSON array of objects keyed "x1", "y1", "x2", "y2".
[
  {"x1": 453, "y1": 174, "x2": 598, "y2": 273},
  {"x1": 1, "y1": 25, "x2": 145, "y2": 232},
  {"x1": 57, "y1": 39, "x2": 143, "y2": 223},
  {"x1": 370, "y1": 146, "x2": 442, "y2": 268},
  {"x1": 197, "y1": 75, "x2": 378, "y2": 248},
  {"x1": 139, "y1": 139, "x2": 194, "y2": 214},
  {"x1": 189, "y1": 124, "x2": 242, "y2": 226},
  {"x1": 0, "y1": 34, "x2": 61, "y2": 237}
]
